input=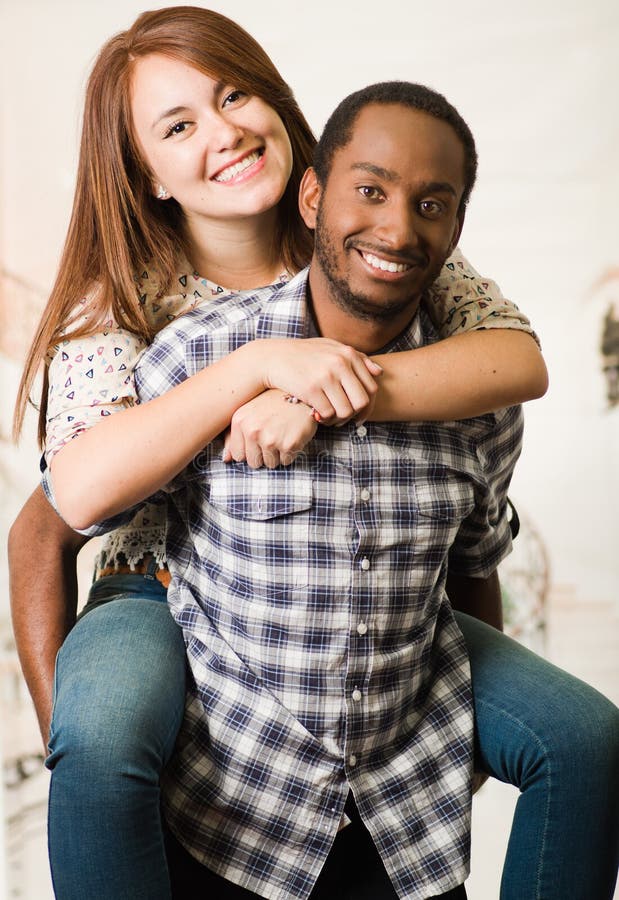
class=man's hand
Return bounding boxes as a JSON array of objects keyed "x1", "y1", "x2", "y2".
[
  {"x1": 446, "y1": 570, "x2": 503, "y2": 632},
  {"x1": 446, "y1": 571, "x2": 502, "y2": 796},
  {"x1": 472, "y1": 772, "x2": 490, "y2": 794}
]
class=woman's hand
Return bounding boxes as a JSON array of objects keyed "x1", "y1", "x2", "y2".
[
  {"x1": 223, "y1": 390, "x2": 318, "y2": 468},
  {"x1": 258, "y1": 338, "x2": 382, "y2": 424}
]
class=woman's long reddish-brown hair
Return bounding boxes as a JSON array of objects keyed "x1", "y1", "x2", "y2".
[{"x1": 14, "y1": 6, "x2": 316, "y2": 446}]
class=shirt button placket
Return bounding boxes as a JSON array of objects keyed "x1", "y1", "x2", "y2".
[
  {"x1": 351, "y1": 426, "x2": 369, "y2": 781},
  {"x1": 347, "y1": 687, "x2": 362, "y2": 771}
]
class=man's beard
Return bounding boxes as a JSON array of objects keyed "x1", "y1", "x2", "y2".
[{"x1": 314, "y1": 207, "x2": 443, "y2": 324}]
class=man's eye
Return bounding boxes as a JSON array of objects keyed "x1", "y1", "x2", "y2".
[
  {"x1": 419, "y1": 200, "x2": 443, "y2": 218},
  {"x1": 358, "y1": 186, "x2": 383, "y2": 200}
]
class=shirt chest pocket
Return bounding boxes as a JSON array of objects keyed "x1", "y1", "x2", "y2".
[
  {"x1": 411, "y1": 480, "x2": 475, "y2": 524},
  {"x1": 206, "y1": 463, "x2": 313, "y2": 602},
  {"x1": 406, "y1": 478, "x2": 476, "y2": 565},
  {"x1": 209, "y1": 466, "x2": 314, "y2": 521}
]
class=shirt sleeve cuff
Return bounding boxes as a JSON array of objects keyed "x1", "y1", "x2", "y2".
[{"x1": 40, "y1": 468, "x2": 143, "y2": 537}]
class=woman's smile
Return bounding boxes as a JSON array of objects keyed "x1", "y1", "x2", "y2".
[{"x1": 211, "y1": 147, "x2": 265, "y2": 184}]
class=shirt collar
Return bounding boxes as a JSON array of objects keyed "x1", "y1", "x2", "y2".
[
  {"x1": 256, "y1": 268, "x2": 312, "y2": 341},
  {"x1": 256, "y1": 267, "x2": 438, "y2": 353}
]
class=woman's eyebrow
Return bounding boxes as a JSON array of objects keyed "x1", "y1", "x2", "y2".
[{"x1": 152, "y1": 106, "x2": 190, "y2": 130}]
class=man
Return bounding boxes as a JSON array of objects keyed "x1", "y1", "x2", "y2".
[
  {"x1": 127, "y1": 81, "x2": 514, "y2": 900},
  {"x1": 42, "y1": 82, "x2": 619, "y2": 899}
]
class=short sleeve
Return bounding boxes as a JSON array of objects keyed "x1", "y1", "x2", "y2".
[
  {"x1": 45, "y1": 327, "x2": 147, "y2": 463},
  {"x1": 425, "y1": 248, "x2": 540, "y2": 347},
  {"x1": 448, "y1": 405, "x2": 524, "y2": 578},
  {"x1": 40, "y1": 467, "x2": 148, "y2": 536}
]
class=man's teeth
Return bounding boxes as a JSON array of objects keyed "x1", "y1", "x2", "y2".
[
  {"x1": 361, "y1": 252, "x2": 410, "y2": 273},
  {"x1": 214, "y1": 151, "x2": 261, "y2": 183}
]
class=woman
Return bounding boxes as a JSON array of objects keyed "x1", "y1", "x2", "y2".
[{"x1": 10, "y1": 7, "x2": 617, "y2": 900}]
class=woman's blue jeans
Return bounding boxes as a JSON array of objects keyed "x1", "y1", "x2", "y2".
[
  {"x1": 457, "y1": 612, "x2": 619, "y2": 899},
  {"x1": 46, "y1": 575, "x2": 186, "y2": 899},
  {"x1": 46, "y1": 578, "x2": 619, "y2": 899}
]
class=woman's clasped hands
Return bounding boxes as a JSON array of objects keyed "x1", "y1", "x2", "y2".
[{"x1": 223, "y1": 337, "x2": 383, "y2": 468}]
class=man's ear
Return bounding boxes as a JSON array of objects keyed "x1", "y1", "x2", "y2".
[
  {"x1": 298, "y1": 167, "x2": 322, "y2": 230},
  {"x1": 448, "y1": 209, "x2": 465, "y2": 256}
]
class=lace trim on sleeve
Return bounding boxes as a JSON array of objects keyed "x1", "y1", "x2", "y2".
[{"x1": 94, "y1": 504, "x2": 168, "y2": 576}]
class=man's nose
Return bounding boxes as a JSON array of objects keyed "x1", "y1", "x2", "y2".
[{"x1": 374, "y1": 202, "x2": 418, "y2": 251}]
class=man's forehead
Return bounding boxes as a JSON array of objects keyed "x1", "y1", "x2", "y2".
[
  {"x1": 333, "y1": 102, "x2": 465, "y2": 189},
  {"x1": 345, "y1": 102, "x2": 455, "y2": 149}
]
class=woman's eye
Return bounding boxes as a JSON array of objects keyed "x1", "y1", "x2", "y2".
[
  {"x1": 163, "y1": 120, "x2": 190, "y2": 139},
  {"x1": 222, "y1": 89, "x2": 246, "y2": 107},
  {"x1": 358, "y1": 186, "x2": 383, "y2": 201}
]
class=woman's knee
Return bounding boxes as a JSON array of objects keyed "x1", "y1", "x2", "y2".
[
  {"x1": 455, "y1": 611, "x2": 619, "y2": 775},
  {"x1": 47, "y1": 598, "x2": 186, "y2": 775},
  {"x1": 555, "y1": 684, "x2": 619, "y2": 772}
]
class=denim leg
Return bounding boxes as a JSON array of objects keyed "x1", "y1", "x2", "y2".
[
  {"x1": 455, "y1": 611, "x2": 619, "y2": 900},
  {"x1": 46, "y1": 576, "x2": 187, "y2": 900}
]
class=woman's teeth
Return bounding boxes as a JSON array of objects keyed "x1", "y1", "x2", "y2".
[
  {"x1": 214, "y1": 150, "x2": 261, "y2": 183},
  {"x1": 361, "y1": 252, "x2": 410, "y2": 273}
]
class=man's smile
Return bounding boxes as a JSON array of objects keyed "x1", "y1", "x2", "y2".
[
  {"x1": 351, "y1": 243, "x2": 428, "y2": 282},
  {"x1": 359, "y1": 250, "x2": 412, "y2": 274}
]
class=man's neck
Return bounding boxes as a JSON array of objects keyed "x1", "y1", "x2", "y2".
[{"x1": 306, "y1": 263, "x2": 422, "y2": 354}]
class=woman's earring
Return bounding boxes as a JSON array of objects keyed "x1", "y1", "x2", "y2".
[{"x1": 156, "y1": 185, "x2": 170, "y2": 200}]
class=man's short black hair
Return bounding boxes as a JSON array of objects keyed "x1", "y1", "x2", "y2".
[{"x1": 313, "y1": 81, "x2": 478, "y2": 212}]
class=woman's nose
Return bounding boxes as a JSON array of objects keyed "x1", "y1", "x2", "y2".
[{"x1": 205, "y1": 112, "x2": 244, "y2": 153}]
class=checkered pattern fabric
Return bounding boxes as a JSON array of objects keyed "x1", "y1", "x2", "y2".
[{"x1": 62, "y1": 268, "x2": 523, "y2": 899}]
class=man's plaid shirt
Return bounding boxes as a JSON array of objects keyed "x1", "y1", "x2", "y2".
[{"x1": 93, "y1": 269, "x2": 523, "y2": 899}]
